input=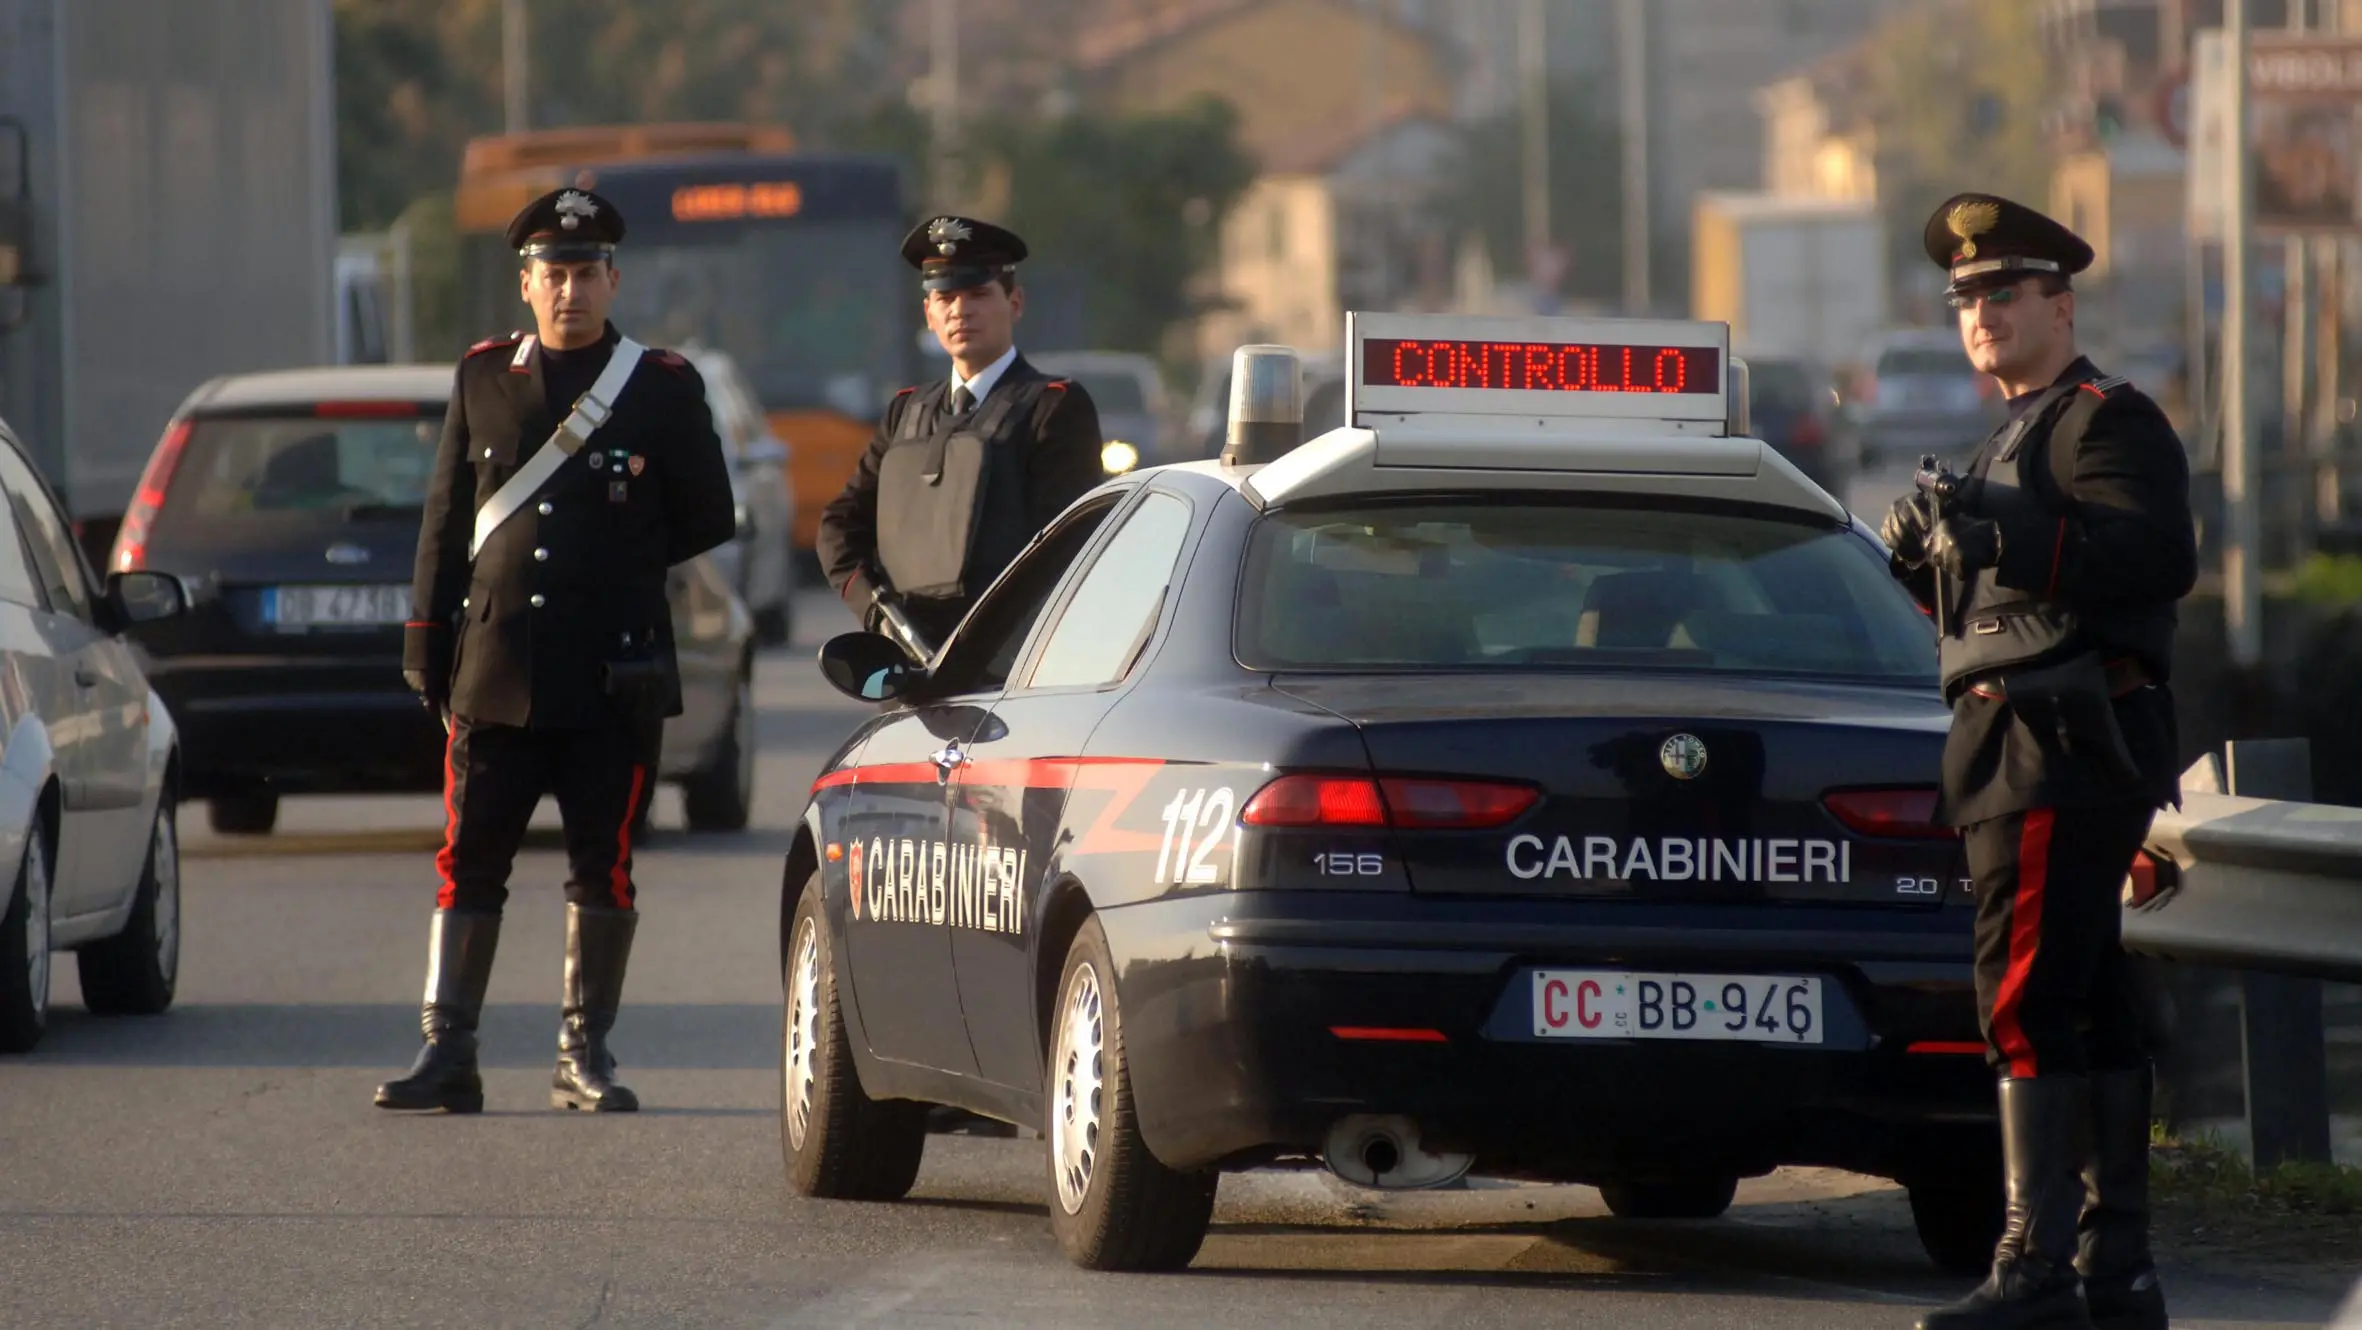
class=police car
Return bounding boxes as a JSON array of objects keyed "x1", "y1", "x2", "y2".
[{"x1": 782, "y1": 313, "x2": 1997, "y2": 1275}]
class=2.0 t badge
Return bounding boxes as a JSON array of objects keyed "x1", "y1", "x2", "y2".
[{"x1": 1659, "y1": 733, "x2": 1708, "y2": 781}]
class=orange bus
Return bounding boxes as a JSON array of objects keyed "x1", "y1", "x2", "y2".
[{"x1": 454, "y1": 123, "x2": 917, "y2": 552}]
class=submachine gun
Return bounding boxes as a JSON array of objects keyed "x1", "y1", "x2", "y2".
[
  {"x1": 1914, "y1": 454, "x2": 1965, "y2": 635},
  {"x1": 868, "y1": 591, "x2": 936, "y2": 665}
]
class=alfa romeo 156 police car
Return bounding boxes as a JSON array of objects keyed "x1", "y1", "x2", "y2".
[{"x1": 781, "y1": 313, "x2": 1999, "y2": 1276}]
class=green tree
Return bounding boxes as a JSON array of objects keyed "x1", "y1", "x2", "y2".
[
  {"x1": 1437, "y1": 82, "x2": 1627, "y2": 305},
  {"x1": 977, "y1": 96, "x2": 1256, "y2": 353},
  {"x1": 1861, "y1": 0, "x2": 2059, "y2": 294}
]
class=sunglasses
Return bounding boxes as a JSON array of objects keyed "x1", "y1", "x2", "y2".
[{"x1": 1947, "y1": 284, "x2": 2046, "y2": 311}]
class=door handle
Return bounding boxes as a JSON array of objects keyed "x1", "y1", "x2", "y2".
[{"x1": 929, "y1": 743, "x2": 967, "y2": 783}]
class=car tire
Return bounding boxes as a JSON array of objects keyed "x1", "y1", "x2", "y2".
[
  {"x1": 1598, "y1": 1176, "x2": 1739, "y2": 1220},
  {"x1": 0, "y1": 820, "x2": 54, "y2": 1053},
  {"x1": 683, "y1": 673, "x2": 754, "y2": 833},
  {"x1": 77, "y1": 802, "x2": 180, "y2": 1017},
  {"x1": 208, "y1": 792, "x2": 278, "y2": 836},
  {"x1": 780, "y1": 869, "x2": 928, "y2": 1200},
  {"x1": 1045, "y1": 916, "x2": 1217, "y2": 1272},
  {"x1": 1907, "y1": 1165, "x2": 2006, "y2": 1277},
  {"x1": 755, "y1": 600, "x2": 792, "y2": 647}
]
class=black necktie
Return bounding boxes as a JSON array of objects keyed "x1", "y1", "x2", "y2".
[{"x1": 949, "y1": 385, "x2": 976, "y2": 418}]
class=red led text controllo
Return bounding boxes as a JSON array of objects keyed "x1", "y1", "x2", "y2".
[{"x1": 1364, "y1": 339, "x2": 1722, "y2": 397}]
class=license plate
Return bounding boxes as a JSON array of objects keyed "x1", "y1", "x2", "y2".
[
  {"x1": 263, "y1": 584, "x2": 410, "y2": 628},
  {"x1": 1531, "y1": 970, "x2": 1824, "y2": 1045}
]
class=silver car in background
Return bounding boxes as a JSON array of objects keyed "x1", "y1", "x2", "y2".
[
  {"x1": 1847, "y1": 327, "x2": 2003, "y2": 466},
  {"x1": 678, "y1": 344, "x2": 797, "y2": 646},
  {"x1": 0, "y1": 412, "x2": 189, "y2": 1053},
  {"x1": 1029, "y1": 350, "x2": 1176, "y2": 474}
]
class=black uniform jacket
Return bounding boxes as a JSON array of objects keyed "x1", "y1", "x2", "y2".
[
  {"x1": 405, "y1": 324, "x2": 737, "y2": 729},
  {"x1": 1899, "y1": 357, "x2": 2198, "y2": 825},
  {"x1": 815, "y1": 353, "x2": 1104, "y2": 638}
]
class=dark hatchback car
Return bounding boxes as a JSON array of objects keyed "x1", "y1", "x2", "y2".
[{"x1": 110, "y1": 365, "x2": 757, "y2": 836}]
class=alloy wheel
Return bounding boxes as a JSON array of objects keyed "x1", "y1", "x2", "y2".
[{"x1": 1051, "y1": 962, "x2": 1106, "y2": 1216}]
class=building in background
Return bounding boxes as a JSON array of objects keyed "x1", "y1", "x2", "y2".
[{"x1": 0, "y1": 0, "x2": 336, "y2": 549}]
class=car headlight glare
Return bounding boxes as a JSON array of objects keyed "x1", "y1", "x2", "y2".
[{"x1": 1101, "y1": 440, "x2": 1140, "y2": 473}]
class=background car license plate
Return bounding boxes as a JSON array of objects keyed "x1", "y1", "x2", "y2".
[
  {"x1": 1531, "y1": 969, "x2": 1824, "y2": 1045},
  {"x1": 265, "y1": 584, "x2": 409, "y2": 628}
]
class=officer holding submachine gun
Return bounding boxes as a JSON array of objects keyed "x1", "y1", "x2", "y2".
[
  {"x1": 817, "y1": 216, "x2": 1106, "y2": 659},
  {"x1": 1883, "y1": 195, "x2": 2194, "y2": 1330}
]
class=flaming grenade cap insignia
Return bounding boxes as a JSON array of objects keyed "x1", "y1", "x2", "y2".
[{"x1": 1947, "y1": 200, "x2": 2000, "y2": 260}]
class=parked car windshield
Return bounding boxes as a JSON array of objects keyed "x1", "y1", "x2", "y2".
[
  {"x1": 1236, "y1": 500, "x2": 1936, "y2": 683},
  {"x1": 165, "y1": 412, "x2": 441, "y2": 520}
]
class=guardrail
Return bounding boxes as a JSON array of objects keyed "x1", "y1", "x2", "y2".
[{"x1": 2122, "y1": 738, "x2": 2356, "y2": 1167}]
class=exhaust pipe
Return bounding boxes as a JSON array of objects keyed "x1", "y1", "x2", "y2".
[{"x1": 1322, "y1": 1114, "x2": 1473, "y2": 1191}]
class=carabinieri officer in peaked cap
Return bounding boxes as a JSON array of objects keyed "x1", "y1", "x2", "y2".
[
  {"x1": 377, "y1": 186, "x2": 736, "y2": 1116},
  {"x1": 816, "y1": 215, "x2": 1105, "y2": 651},
  {"x1": 1883, "y1": 193, "x2": 2194, "y2": 1330}
]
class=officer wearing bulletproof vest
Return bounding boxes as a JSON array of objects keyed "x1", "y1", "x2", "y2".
[
  {"x1": 1884, "y1": 194, "x2": 2194, "y2": 1330},
  {"x1": 376, "y1": 186, "x2": 737, "y2": 1116},
  {"x1": 816, "y1": 216, "x2": 1105, "y2": 650}
]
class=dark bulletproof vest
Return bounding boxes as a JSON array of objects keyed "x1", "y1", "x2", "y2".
[
  {"x1": 1937, "y1": 382, "x2": 2089, "y2": 694},
  {"x1": 875, "y1": 376, "x2": 1049, "y2": 602}
]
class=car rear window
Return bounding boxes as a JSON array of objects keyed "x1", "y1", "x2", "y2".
[
  {"x1": 1876, "y1": 348, "x2": 1972, "y2": 378},
  {"x1": 1236, "y1": 501, "x2": 1936, "y2": 682},
  {"x1": 164, "y1": 410, "x2": 443, "y2": 520}
]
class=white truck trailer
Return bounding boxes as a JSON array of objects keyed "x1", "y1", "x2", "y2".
[
  {"x1": 1691, "y1": 192, "x2": 1887, "y2": 371},
  {"x1": 0, "y1": 0, "x2": 336, "y2": 557}
]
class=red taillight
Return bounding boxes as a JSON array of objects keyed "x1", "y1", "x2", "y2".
[
  {"x1": 111, "y1": 418, "x2": 193, "y2": 573},
  {"x1": 1330, "y1": 1026, "x2": 1448, "y2": 1043},
  {"x1": 2124, "y1": 849, "x2": 2173, "y2": 906},
  {"x1": 1822, "y1": 788, "x2": 1958, "y2": 840},
  {"x1": 1906, "y1": 1041, "x2": 1985, "y2": 1056},
  {"x1": 313, "y1": 400, "x2": 421, "y2": 418},
  {"x1": 1239, "y1": 775, "x2": 1538, "y2": 829},
  {"x1": 1240, "y1": 775, "x2": 1387, "y2": 827},
  {"x1": 1378, "y1": 778, "x2": 1539, "y2": 828}
]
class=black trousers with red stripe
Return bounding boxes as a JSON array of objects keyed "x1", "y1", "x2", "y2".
[
  {"x1": 1966, "y1": 802, "x2": 2156, "y2": 1079},
  {"x1": 435, "y1": 716, "x2": 659, "y2": 914}
]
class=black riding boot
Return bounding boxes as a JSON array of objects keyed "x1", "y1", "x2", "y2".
[
  {"x1": 1919, "y1": 1076, "x2": 2095, "y2": 1330},
  {"x1": 2079, "y1": 1067, "x2": 2167, "y2": 1330},
  {"x1": 552, "y1": 903, "x2": 639, "y2": 1112},
  {"x1": 374, "y1": 909, "x2": 501, "y2": 1113}
]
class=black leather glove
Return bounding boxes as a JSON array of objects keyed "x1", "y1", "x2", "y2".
[
  {"x1": 1880, "y1": 493, "x2": 1935, "y2": 566},
  {"x1": 1926, "y1": 514, "x2": 2002, "y2": 578}
]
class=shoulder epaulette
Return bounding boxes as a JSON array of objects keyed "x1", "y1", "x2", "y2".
[
  {"x1": 465, "y1": 332, "x2": 525, "y2": 358},
  {"x1": 1043, "y1": 379, "x2": 1070, "y2": 391},
  {"x1": 894, "y1": 385, "x2": 920, "y2": 397},
  {"x1": 2079, "y1": 374, "x2": 2132, "y2": 398},
  {"x1": 649, "y1": 348, "x2": 692, "y2": 374}
]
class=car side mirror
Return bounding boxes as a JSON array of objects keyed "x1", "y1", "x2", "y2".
[
  {"x1": 106, "y1": 570, "x2": 187, "y2": 626},
  {"x1": 818, "y1": 630, "x2": 921, "y2": 703}
]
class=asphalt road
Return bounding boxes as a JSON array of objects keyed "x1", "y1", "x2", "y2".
[{"x1": 0, "y1": 590, "x2": 2349, "y2": 1329}]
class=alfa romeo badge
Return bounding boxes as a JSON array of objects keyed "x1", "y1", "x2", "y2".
[{"x1": 1659, "y1": 733, "x2": 1709, "y2": 781}]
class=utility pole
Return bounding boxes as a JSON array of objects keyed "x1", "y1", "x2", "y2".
[
  {"x1": 1519, "y1": 0, "x2": 1551, "y2": 299},
  {"x1": 502, "y1": 0, "x2": 529, "y2": 136},
  {"x1": 2226, "y1": 0, "x2": 2264, "y2": 669},
  {"x1": 2285, "y1": 1, "x2": 2314, "y2": 544},
  {"x1": 1617, "y1": 0, "x2": 1651, "y2": 314},
  {"x1": 928, "y1": 0, "x2": 961, "y2": 208}
]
